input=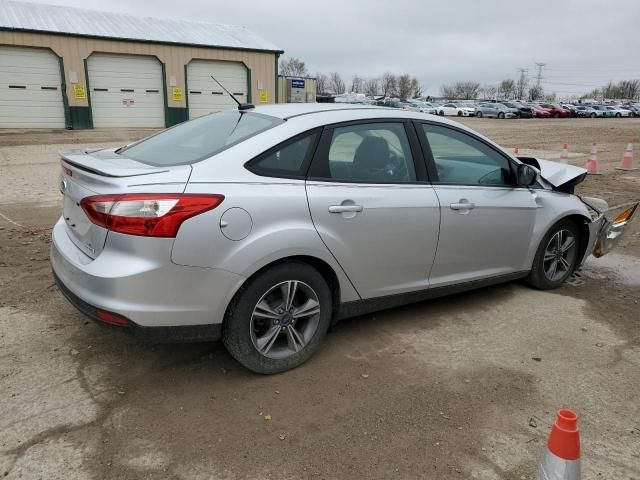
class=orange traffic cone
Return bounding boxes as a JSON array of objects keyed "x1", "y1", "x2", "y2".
[
  {"x1": 538, "y1": 409, "x2": 581, "y2": 480},
  {"x1": 615, "y1": 139, "x2": 637, "y2": 171},
  {"x1": 559, "y1": 144, "x2": 569, "y2": 164},
  {"x1": 514, "y1": 146, "x2": 519, "y2": 155},
  {"x1": 585, "y1": 142, "x2": 601, "y2": 174},
  {"x1": 540, "y1": 145, "x2": 546, "y2": 159}
]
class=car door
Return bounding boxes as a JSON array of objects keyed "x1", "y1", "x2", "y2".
[
  {"x1": 416, "y1": 121, "x2": 539, "y2": 287},
  {"x1": 486, "y1": 104, "x2": 498, "y2": 117},
  {"x1": 306, "y1": 120, "x2": 440, "y2": 299}
]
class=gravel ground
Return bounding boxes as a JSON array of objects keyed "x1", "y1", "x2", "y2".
[{"x1": 0, "y1": 119, "x2": 639, "y2": 480}]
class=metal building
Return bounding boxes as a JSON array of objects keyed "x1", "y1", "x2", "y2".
[
  {"x1": 0, "y1": 0, "x2": 283, "y2": 129},
  {"x1": 277, "y1": 75, "x2": 317, "y2": 104}
]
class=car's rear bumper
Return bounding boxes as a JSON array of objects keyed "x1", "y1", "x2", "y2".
[
  {"x1": 50, "y1": 217, "x2": 245, "y2": 334},
  {"x1": 53, "y1": 270, "x2": 222, "y2": 342}
]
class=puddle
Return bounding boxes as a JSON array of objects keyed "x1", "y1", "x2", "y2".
[{"x1": 581, "y1": 253, "x2": 640, "y2": 286}]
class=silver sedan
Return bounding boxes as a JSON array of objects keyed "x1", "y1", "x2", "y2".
[{"x1": 51, "y1": 104, "x2": 637, "y2": 373}]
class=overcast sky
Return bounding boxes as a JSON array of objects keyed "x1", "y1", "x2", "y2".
[{"x1": 16, "y1": 0, "x2": 640, "y2": 97}]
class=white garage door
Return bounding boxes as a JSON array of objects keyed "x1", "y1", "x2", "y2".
[
  {"x1": 187, "y1": 60, "x2": 248, "y2": 119},
  {"x1": 87, "y1": 54, "x2": 164, "y2": 128},
  {"x1": 0, "y1": 46, "x2": 65, "y2": 128}
]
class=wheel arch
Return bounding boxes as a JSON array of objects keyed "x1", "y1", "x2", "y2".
[
  {"x1": 223, "y1": 255, "x2": 344, "y2": 325},
  {"x1": 561, "y1": 213, "x2": 592, "y2": 266}
]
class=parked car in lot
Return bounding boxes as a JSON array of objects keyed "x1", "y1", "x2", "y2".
[
  {"x1": 436, "y1": 102, "x2": 476, "y2": 117},
  {"x1": 402, "y1": 101, "x2": 438, "y2": 114},
  {"x1": 475, "y1": 103, "x2": 518, "y2": 118},
  {"x1": 500, "y1": 101, "x2": 534, "y2": 118},
  {"x1": 574, "y1": 105, "x2": 599, "y2": 118},
  {"x1": 589, "y1": 105, "x2": 611, "y2": 117},
  {"x1": 51, "y1": 104, "x2": 637, "y2": 373},
  {"x1": 605, "y1": 105, "x2": 632, "y2": 117},
  {"x1": 561, "y1": 104, "x2": 580, "y2": 117},
  {"x1": 624, "y1": 104, "x2": 640, "y2": 117},
  {"x1": 539, "y1": 104, "x2": 571, "y2": 118},
  {"x1": 529, "y1": 104, "x2": 552, "y2": 118}
]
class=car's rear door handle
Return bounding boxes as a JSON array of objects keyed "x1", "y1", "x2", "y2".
[
  {"x1": 328, "y1": 205, "x2": 363, "y2": 213},
  {"x1": 450, "y1": 202, "x2": 475, "y2": 210}
]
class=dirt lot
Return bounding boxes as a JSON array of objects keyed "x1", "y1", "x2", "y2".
[{"x1": 1, "y1": 118, "x2": 639, "y2": 480}]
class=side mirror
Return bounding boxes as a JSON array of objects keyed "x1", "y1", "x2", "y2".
[{"x1": 517, "y1": 164, "x2": 538, "y2": 187}]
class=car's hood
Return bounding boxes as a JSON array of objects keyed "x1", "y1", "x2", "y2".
[{"x1": 535, "y1": 159, "x2": 586, "y2": 187}]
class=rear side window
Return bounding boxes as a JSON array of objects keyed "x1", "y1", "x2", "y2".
[
  {"x1": 119, "y1": 111, "x2": 283, "y2": 166},
  {"x1": 248, "y1": 132, "x2": 318, "y2": 178}
]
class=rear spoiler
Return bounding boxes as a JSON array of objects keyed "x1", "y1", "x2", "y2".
[{"x1": 61, "y1": 149, "x2": 170, "y2": 178}]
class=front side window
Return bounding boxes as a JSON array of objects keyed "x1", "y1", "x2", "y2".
[
  {"x1": 422, "y1": 124, "x2": 513, "y2": 186},
  {"x1": 120, "y1": 111, "x2": 283, "y2": 166},
  {"x1": 313, "y1": 123, "x2": 417, "y2": 183}
]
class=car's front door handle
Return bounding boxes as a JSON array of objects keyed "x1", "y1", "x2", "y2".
[
  {"x1": 328, "y1": 205, "x2": 363, "y2": 213},
  {"x1": 450, "y1": 202, "x2": 475, "y2": 211}
]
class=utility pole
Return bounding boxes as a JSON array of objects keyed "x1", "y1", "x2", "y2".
[
  {"x1": 517, "y1": 68, "x2": 528, "y2": 99},
  {"x1": 535, "y1": 62, "x2": 546, "y2": 87}
]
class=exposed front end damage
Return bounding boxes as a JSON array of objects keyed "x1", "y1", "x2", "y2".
[
  {"x1": 517, "y1": 157, "x2": 638, "y2": 263},
  {"x1": 580, "y1": 197, "x2": 638, "y2": 261}
]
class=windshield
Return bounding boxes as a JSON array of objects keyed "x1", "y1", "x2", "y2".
[{"x1": 120, "y1": 111, "x2": 283, "y2": 166}]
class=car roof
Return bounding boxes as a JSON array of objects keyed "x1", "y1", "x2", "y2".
[
  {"x1": 241, "y1": 103, "x2": 514, "y2": 157},
  {"x1": 248, "y1": 103, "x2": 391, "y2": 120}
]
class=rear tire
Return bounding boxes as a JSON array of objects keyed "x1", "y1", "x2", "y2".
[
  {"x1": 616, "y1": 113, "x2": 621, "y2": 118},
  {"x1": 223, "y1": 262, "x2": 332, "y2": 374},
  {"x1": 526, "y1": 219, "x2": 581, "y2": 290},
  {"x1": 590, "y1": 113, "x2": 596, "y2": 118},
  {"x1": 554, "y1": 112, "x2": 560, "y2": 118}
]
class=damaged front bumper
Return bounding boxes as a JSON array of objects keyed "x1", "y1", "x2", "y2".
[{"x1": 582, "y1": 198, "x2": 638, "y2": 260}]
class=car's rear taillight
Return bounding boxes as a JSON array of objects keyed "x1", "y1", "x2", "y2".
[{"x1": 80, "y1": 194, "x2": 224, "y2": 237}]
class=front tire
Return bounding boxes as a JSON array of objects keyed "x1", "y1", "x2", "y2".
[
  {"x1": 476, "y1": 111, "x2": 483, "y2": 118},
  {"x1": 498, "y1": 112, "x2": 505, "y2": 119},
  {"x1": 526, "y1": 219, "x2": 580, "y2": 290},
  {"x1": 223, "y1": 262, "x2": 332, "y2": 374}
]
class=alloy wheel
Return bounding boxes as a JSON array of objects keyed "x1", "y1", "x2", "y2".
[
  {"x1": 543, "y1": 229, "x2": 577, "y2": 282},
  {"x1": 250, "y1": 280, "x2": 321, "y2": 359}
]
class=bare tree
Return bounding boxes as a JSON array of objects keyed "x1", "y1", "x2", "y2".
[
  {"x1": 480, "y1": 84, "x2": 498, "y2": 100},
  {"x1": 330, "y1": 72, "x2": 346, "y2": 94},
  {"x1": 316, "y1": 73, "x2": 329, "y2": 95},
  {"x1": 382, "y1": 72, "x2": 398, "y2": 97},
  {"x1": 350, "y1": 75, "x2": 363, "y2": 93},
  {"x1": 398, "y1": 74, "x2": 413, "y2": 99},
  {"x1": 364, "y1": 78, "x2": 380, "y2": 96},
  {"x1": 620, "y1": 80, "x2": 640, "y2": 99},
  {"x1": 528, "y1": 85, "x2": 544, "y2": 101},
  {"x1": 410, "y1": 77, "x2": 423, "y2": 98},
  {"x1": 499, "y1": 79, "x2": 516, "y2": 99},
  {"x1": 440, "y1": 83, "x2": 458, "y2": 98},
  {"x1": 516, "y1": 75, "x2": 528, "y2": 100},
  {"x1": 279, "y1": 57, "x2": 308, "y2": 77},
  {"x1": 456, "y1": 81, "x2": 480, "y2": 100}
]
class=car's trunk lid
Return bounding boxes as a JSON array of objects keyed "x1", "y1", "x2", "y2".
[{"x1": 60, "y1": 148, "x2": 191, "y2": 259}]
